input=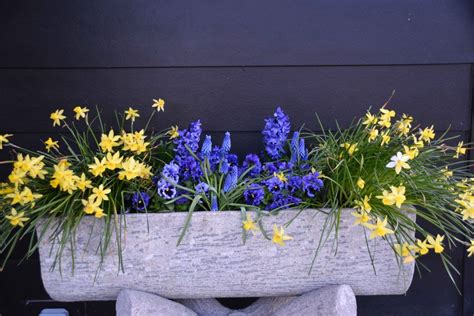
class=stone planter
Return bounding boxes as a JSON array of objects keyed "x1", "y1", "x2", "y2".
[{"x1": 36, "y1": 209, "x2": 415, "y2": 302}]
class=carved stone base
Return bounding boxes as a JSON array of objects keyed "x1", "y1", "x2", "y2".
[{"x1": 116, "y1": 285, "x2": 357, "y2": 316}]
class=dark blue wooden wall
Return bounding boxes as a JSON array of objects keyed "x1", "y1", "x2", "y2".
[{"x1": 0, "y1": 1, "x2": 473, "y2": 315}]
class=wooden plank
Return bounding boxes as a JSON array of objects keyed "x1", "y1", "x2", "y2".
[
  {"x1": 0, "y1": 65, "x2": 471, "y2": 133},
  {"x1": 1, "y1": 0, "x2": 473, "y2": 67}
]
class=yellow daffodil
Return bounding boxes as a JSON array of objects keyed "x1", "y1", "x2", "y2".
[
  {"x1": 242, "y1": 214, "x2": 257, "y2": 232},
  {"x1": 50, "y1": 109, "x2": 66, "y2": 127},
  {"x1": 368, "y1": 128, "x2": 379, "y2": 142},
  {"x1": 357, "y1": 177, "x2": 365, "y2": 189},
  {"x1": 454, "y1": 141, "x2": 466, "y2": 159},
  {"x1": 365, "y1": 216, "x2": 394, "y2": 239},
  {"x1": 420, "y1": 126, "x2": 435, "y2": 143},
  {"x1": 416, "y1": 239, "x2": 430, "y2": 255},
  {"x1": 94, "y1": 207, "x2": 106, "y2": 218},
  {"x1": 394, "y1": 242, "x2": 416, "y2": 264},
  {"x1": 168, "y1": 125, "x2": 179, "y2": 139},
  {"x1": 271, "y1": 224, "x2": 293, "y2": 246},
  {"x1": 90, "y1": 184, "x2": 111, "y2": 203},
  {"x1": 75, "y1": 173, "x2": 92, "y2": 191},
  {"x1": 8, "y1": 168, "x2": 27, "y2": 186},
  {"x1": 412, "y1": 135, "x2": 424, "y2": 148},
  {"x1": 395, "y1": 114, "x2": 413, "y2": 136},
  {"x1": 82, "y1": 196, "x2": 101, "y2": 215},
  {"x1": 44, "y1": 137, "x2": 59, "y2": 152},
  {"x1": 362, "y1": 112, "x2": 378, "y2": 126},
  {"x1": 7, "y1": 186, "x2": 42, "y2": 206},
  {"x1": 354, "y1": 195, "x2": 372, "y2": 212},
  {"x1": 426, "y1": 234, "x2": 444, "y2": 253},
  {"x1": 468, "y1": 240, "x2": 474, "y2": 257},
  {"x1": 88, "y1": 157, "x2": 107, "y2": 177},
  {"x1": 0, "y1": 183, "x2": 15, "y2": 195},
  {"x1": 442, "y1": 167, "x2": 453, "y2": 178},
  {"x1": 0, "y1": 134, "x2": 13, "y2": 149},
  {"x1": 380, "y1": 131, "x2": 391, "y2": 146},
  {"x1": 99, "y1": 130, "x2": 121, "y2": 153},
  {"x1": 125, "y1": 107, "x2": 140, "y2": 122},
  {"x1": 341, "y1": 143, "x2": 358, "y2": 156},
  {"x1": 352, "y1": 210, "x2": 370, "y2": 226},
  {"x1": 121, "y1": 130, "x2": 150, "y2": 154},
  {"x1": 5, "y1": 208, "x2": 29, "y2": 227},
  {"x1": 152, "y1": 98, "x2": 165, "y2": 111},
  {"x1": 403, "y1": 145, "x2": 418, "y2": 160},
  {"x1": 378, "y1": 108, "x2": 395, "y2": 128},
  {"x1": 50, "y1": 161, "x2": 77, "y2": 194},
  {"x1": 455, "y1": 198, "x2": 474, "y2": 220},
  {"x1": 73, "y1": 106, "x2": 89, "y2": 120},
  {"x1": 105, "y1": 151, "x2": 123, "y2": 170},
  {"x1": 377, "y1": 185, "x2": 406, "y2": 208},
  {"x1": 274, "y1": 171, "x2": 288, "y2": 183},
  {"x1": 386, "y1": 152, "x2": 410, "y2": 174},
  {"x1": 118, "y1": 156, "x2": 151, "y2": 180}
]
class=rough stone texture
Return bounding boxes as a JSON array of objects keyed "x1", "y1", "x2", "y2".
[
  {"x1": 122, "y1": 285, "x2": 356, "y2": 316},
  {"x1": 36, "y1": 209, "x2": 415, "y2": 301},
  {"x1": 116, "y1": 289, "x2": 197, "y2": 316}
]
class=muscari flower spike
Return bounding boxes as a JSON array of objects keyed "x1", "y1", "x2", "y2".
[
  {"x1": 299, "y1": 138, "x2": 308, "y2": 161},
  {"x1": 201, "y1": 135, "x2": 213, "y2": 157},
  {"x1": 223, "y1": 165, "x2": 238, "y2": 192},
  {"x1": 211, "y1": 195, "x2": 219, "y2": 211},
  {"x1": 221, "y1": 132, "x2": 231, "y2": 157},
  {"x1": 290, "y1": 131, "x2": 300, "y2": 163}
]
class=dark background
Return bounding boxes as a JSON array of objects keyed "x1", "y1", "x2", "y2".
[{"x1": 1, "y1": 1, "x2": 474, "y2": 315}]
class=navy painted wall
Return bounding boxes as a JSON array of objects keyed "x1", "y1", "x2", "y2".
[{"x1": 0, "y1": 1, "x2": 473, "y2": 315}]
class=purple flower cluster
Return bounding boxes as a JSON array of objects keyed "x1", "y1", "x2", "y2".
[
  {"x1": 262, "y1": 107, "x2": 291, "y2": 159},
  {"x1": 132, "y1": 192, "x2": 151, "y2": 211}
]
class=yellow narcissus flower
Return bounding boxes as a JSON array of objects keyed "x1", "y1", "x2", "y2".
[
  {"x1": 7, "y1": 186, "x2": 42, "y2": 206},
  {"x1": 168, "y1": 125, "x2": 179, "y2": 139},
  {"x1": 125, "y1": 107, "x2": 140, "y2": 122},
  {"x1": 468, "y1": 240, "x2": 474, "y2": 257},
  {"x1": 357, "y1": 177, "x2": 365, "y2": 189},
  {"x1": 354, "y1": 195, "x2": 372, "y2": 212},
  {"x1": 44, "y1": 137, "x2": 59, "y2": 152},
  {"x1": 8, "y1": 168, "x2": 27, "y2": 186},
  {"x1": 5, "y1": 208, "x2": 29, "y2": 227},
  {"x1": 368, "y1": 128, "x2": 379, "y2": 142},
  {"x1": 394, "y1": 242, "x2": 416, "y2": 264},
  {"x1": 82, "y1": 196, "x2": 101, "y2": 215},
  {"x1": 403, "y1": 145, "x2": 419, "y2": 160},
  {"x1": 412, "y1": 135, "x2": 424, "y2": 148},
  {"x1": 105, "y1": 152, "x2": 123, "y2": 170},
  {"x1": 118, "y1": 156, "x2": 143, "y2": 180},
  {"x1": 75, "y1": 173, "x2": 92, "y2": 191},
  {"x1": 416, "y1": 239, "x2": 430, "y2": 255},
  {"x1": 378, "y1": 108, "x2": 395, "y2": 128},
  {"x1": 121, "y1": 130, "x2": 150, "y2": 154},
  {"x1": 426, "y1": 234, "x2": 444, "y2": 254},
  {"x1": 242, "y1": 214, "x2": 257, "y2": 232},
  {"x1": 100, "y1": 130, "x2": 121, "y2": 153},
  {"x1": 274, "y1": 171, "x2": 287, "y2": 183},
  {"x1": 365, "y1": 216, "x2": 394, "y2": 239},
  {"x1": 0, "y1": 134, "x2": 13, "y2": 149},
  {"x1": 351, "y1": 210, "x2": 370, "y2": 226},
  {"x1": 376, "y1": 185, "x2": 406, "y2": 208},
  {"x1": 272, "y1": 224, "x2": 293, "y2": 246},
  {"x1": 50, "y1": 109, "x2": 66, "y2": 127},
  {"x1": 454, "y1": 141, "x2": 467, "y2": 159},
  {"x1": 395, "y1": 114, "x2": 413, "y2": 136},
  {"x1": 380, "y1": 131, "x2": 391, "y2": 146},
  {"x1": 152, "y1": 98, "x2": 165, "y2": 111},
  {"x1": 50, "y1": 161, "x2": 77, "y2": 194},
  {"x1": 341, "y1": 143, "x2": 358, "y2": 156},
  {"x1": 420, "y1": 125, "x2": 435, "y2": 143},
  {"x1": 73, "y1": 106, "x2": 89, "y2": 120},
  {"x1": 455, "y1": 198, "x2": 474, "y2": 220},
  {"x1": 442, "y1": 167, "x2": 453, "y2": 178},
  {"x1": 90, "y1": 184, "x2": 111, "y2": 203},
  {"x1": 386, "y1": 152, "x2": 410, "y2": 174},
  {"x1": 362, "y1": 112, "x2": 377, "y2": 126},
  {"x1": 88, "y1": 157, "x2": 107, "y2": 177}
]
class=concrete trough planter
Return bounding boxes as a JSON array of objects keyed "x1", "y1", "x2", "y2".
[{"x1": 36, "y1": 209, "x2": 415, "y2": 302}]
